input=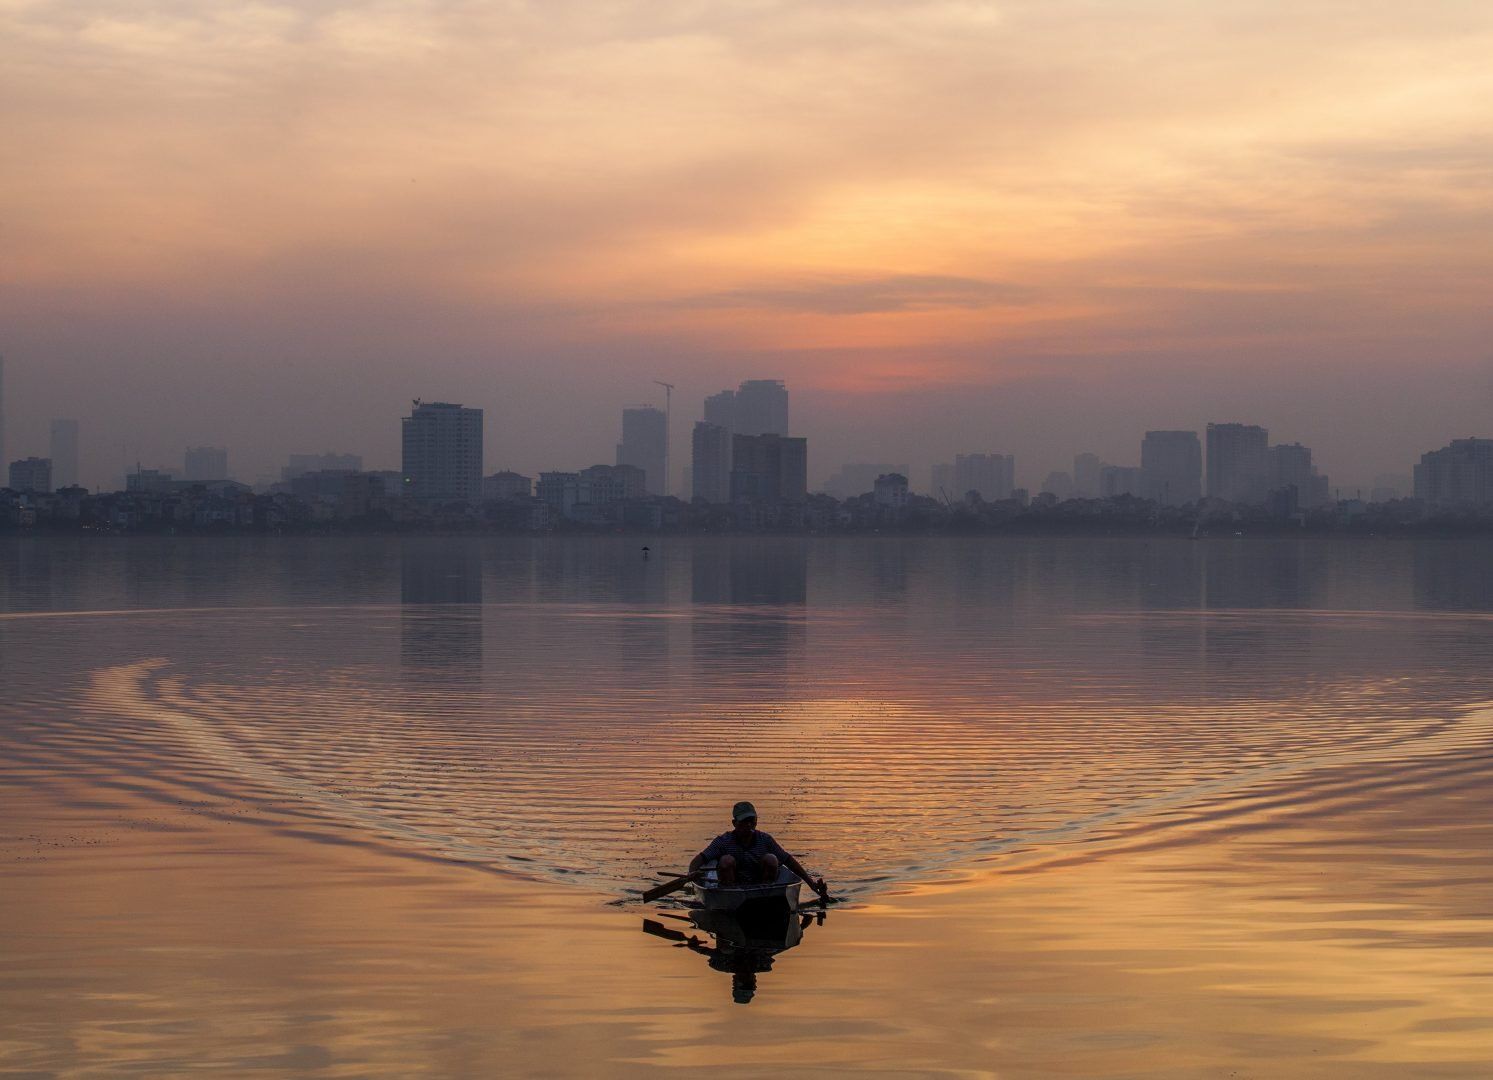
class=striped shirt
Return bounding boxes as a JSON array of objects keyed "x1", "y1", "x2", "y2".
[{"x1": 700, "y1": 829, "x2": 790, "y2": 864}]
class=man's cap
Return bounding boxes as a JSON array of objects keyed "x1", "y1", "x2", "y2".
[{"x1": 732, "y1": 801, "x2": 758, "y2": 823}]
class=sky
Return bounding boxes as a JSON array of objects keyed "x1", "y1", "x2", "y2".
[{"x1": 3, "y1": 0, "x2": 1492, "y2": 491}]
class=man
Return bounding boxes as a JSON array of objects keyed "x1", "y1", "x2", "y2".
[{"x1": 689, "y1": 801, "x2": 829, "y2": 899}]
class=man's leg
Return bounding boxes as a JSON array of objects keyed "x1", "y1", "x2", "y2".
[
  {"x1": 759, "y1": 853, "x2": 780, "y2": 883},
  {"x1": 718, "y1": 854, "x2": 738, "y2": 885}
]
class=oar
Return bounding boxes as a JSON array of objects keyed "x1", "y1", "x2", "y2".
[
  {"x1": 641, "y1": 872, "x2": 698, "y2": 903},
  {"x1": 641, "y1": 919, "x2": 689, "y2": 943}
]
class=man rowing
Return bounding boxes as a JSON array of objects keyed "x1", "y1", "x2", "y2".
[{"x1": 689, "y1": 801, "x2": 829, "y2": 899}]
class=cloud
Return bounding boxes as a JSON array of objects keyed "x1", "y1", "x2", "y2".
[
  {"x1": 674, "y1": 274, "x2": 1037, "y2": 314},
  {"x1": 3, "y1": 0, "x2": 1493, "y2": 485}
]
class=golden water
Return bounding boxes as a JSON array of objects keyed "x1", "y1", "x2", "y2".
[{"x1": 3, "y1": 536, "x2": 1492, "y2": 1076}]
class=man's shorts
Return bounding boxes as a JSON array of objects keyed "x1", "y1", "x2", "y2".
[{"x1": 732, "y1": 852, "x2": 774, "y2": 883}]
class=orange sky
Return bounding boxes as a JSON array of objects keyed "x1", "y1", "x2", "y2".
[{"x1": 3, "y1": 1, "x2": 1491, "y2": 487}]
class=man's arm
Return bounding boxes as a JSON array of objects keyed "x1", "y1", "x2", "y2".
[
  {"x1": 783, "y1": 853, "x2": 828, "y2": 896},
  {"x1": 774, "y1": 839, "x2": 828, "y2": 896},
  {"x1": 689, "y1": 836, "x2": 724, "y2": 876}
]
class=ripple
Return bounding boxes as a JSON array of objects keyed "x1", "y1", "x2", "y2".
[{"x1": 40, "y1": 599, "x2": 1493, "y2": 897}]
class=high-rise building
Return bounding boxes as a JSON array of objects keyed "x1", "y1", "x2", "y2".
[
  {"x1": 402, "y1": 400, "x2": 483, "y2": 502},
  {"x1": 697, "y1": 391, "x2": 738, "y2": 494},
  {"x1": 1140, "y1": 430, "x2": 1201, "y2": 505},
  {"x1": 691, "y1": 421, "x2": 732, "y2": 503},
  {"x1": 1268, "y1": 442, "x2": 1330, "y2": 509},
  {"x1": 284, "y1": 452, "x2": 363, "y2": 482},
  {"x1": 0, "y1": 355, "x2": 7, "y2": 472},
  {"x1": 1073, "y1": 453, "x2": 1103, "y2": 497},
  {"x1": 704, "y1": 390, "x2": 736, "y2": 430},
  {"x1": 8, "y1": 456, "x2": 51, "y2": 494},
  {"x1": 1414, "y1": 438, "x2": 1493, "y2": 507},
  {"x1": 1206, "y1": 423, "x2": 1270, "y2": 504},
  {"x1": 953, "y1": 453, "x2": 1015, "y2": 501},
  {"x1": 616, "y1": 406, "x2": 667, "y2": 495},
  {"x1": 49, "y1": 419, "x2": 80, "y2": 489},
  {"x1": 730, "y1": 434, "x2": 807, "y2": 502},
  {"x1": 1268, "y1": 443, "x2": 1313, "y2": 490},
  {"x1": 733, "y1": 380, "x2": 789, "y2": 436},
  {"x1": 184, "y1": 446, "x2": 228, "y2": 483}
]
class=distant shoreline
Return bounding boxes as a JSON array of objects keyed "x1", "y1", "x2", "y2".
[{"x1": 6, "y1": 524, "x2": 1493, "y2": 540}]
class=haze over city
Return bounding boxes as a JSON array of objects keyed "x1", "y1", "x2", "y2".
[{"x1": 4, "y1": 0, "x2": 1492, "y2": 490}]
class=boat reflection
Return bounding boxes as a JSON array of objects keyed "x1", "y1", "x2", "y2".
[{"x1": 642, "y1": 899, "x2": 826, "y2": 1004}]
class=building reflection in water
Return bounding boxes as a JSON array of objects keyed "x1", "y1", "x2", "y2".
[
  {"x1": 642, "y1": 900, "x2": 824, "y2": 1005},
  {"x1": 690, "y1": 539, "x2": 808, "y2": 695},
  {"x1": 400, "y1": 538, "x2": 484, "y2": 684},
  {"x1": 1413, "y1": 539, "x2": 1493, "y2": 611}
]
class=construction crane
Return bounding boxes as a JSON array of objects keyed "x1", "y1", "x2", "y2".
[{"x1": 654, "y1": 380, "x2": 674, "y2": 497}]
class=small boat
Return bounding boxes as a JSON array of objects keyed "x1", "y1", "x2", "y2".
[{"x1": 691, "y1": 862, "x2": 802, "y2": 913}]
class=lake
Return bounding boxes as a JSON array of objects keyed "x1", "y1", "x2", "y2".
[{"x1": 3, "y1": 535, "x2": 1493, "y2": 1076}]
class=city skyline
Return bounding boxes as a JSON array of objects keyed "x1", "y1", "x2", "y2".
[
  {"x1": 1, "y1": 353, "x2": 1481, "y2": 499},
  {"x1": 3, "y1": 3, "x2": 1491, "y2": 492},
  {"x1": 5, "y1": 347, "x2": 1489, "y2": 497},
  {"x1": 4, "y1": 385, "x2": 1476, "y2": 510},
  {"x1": 0, "y1": 365, "x2": 1477, "y2": 505}
]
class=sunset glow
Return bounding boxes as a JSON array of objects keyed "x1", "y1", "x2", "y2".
[{"x1": 3, "y1": 1, "x2": 1491, "y2": 481}]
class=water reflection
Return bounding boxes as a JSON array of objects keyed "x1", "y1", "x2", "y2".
[
  {"x1": 400, "y1": 538, "x2": 484, "y2": 681},
  {"x1": 642, "y1": 900, "x2": 825, "y2": 1005},
  {"x1": 690, "y1": 540, "x2": 807, "y2": 693},
  {"x1": 1413, "y1": 539, "x2": 1493, "y2": 609},
  {"x1": 9, "y1": 536, "x2": 1493, "y2": 896}
]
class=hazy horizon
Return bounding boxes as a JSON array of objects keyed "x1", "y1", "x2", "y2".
[{"x1": 4, "y1": 1, "x2": 1491, "y2": 491}]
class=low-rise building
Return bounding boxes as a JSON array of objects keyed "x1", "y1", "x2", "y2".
[
  {"x1": 483, "y1": 470, "x2": 533, "y2": 500},
  {"x1": 536, "y1": 464, "x2": 647, "y2": 519},
  {"x1": 874, "y1": 473, "x2": 909, "y2": 507},
  {"x1": 125, "y1": 468, "x2": 178, "y2": 493},
  {"x1": 284, "y1": 452, "x2": 363, "y2": 482}
]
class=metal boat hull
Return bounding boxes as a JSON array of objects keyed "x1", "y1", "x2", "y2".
[{"x1": 692, "y1": 864, "x2": 802, "y2": 912}]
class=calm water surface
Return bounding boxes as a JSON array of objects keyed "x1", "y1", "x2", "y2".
[{"x1": 3, "y1": 536, "x2": 1493, "y2": 1076}]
